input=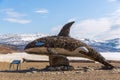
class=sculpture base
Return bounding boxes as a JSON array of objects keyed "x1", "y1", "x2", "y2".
[
  {"x1": 43, "y1": 65, "x2": 74, "y2": 71},
  {"x1": 45, "y1": 54, "x2": 74, "y2": 71}
]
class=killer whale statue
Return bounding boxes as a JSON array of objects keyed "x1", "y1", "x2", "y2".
[{"x1": 24, "y1": 21, "x2": 114, "y2": 69}]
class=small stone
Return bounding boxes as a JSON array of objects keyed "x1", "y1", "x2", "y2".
[
  {"x1": 111, "y1": 68, "x2": 120, "y2": 73},
  {"x1": 88, "y1": 67, "x2": 94, "y2": 71},
  {"x1": 82, "y1": 67, "x2": 94, "y2": 72},
  {"x1": 26, "y1": 72, "x2": 32, "y2": 74},
  {"x1": 32, "y1": 71, "x2": 38, "y2": 73},
  {"x1": 75, "y1": 71, "x2": 84, "y2": 74}
]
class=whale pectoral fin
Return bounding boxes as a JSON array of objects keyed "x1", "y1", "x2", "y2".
[{"x1": 47, "y1": 48, "x2": 58, "y2": 55}]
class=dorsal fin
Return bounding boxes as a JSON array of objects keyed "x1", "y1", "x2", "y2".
[{"x1": 58, "y1": 21, "x2": 75, "y2": 37}]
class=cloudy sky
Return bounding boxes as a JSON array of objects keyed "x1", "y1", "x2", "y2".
[{"x1": 0, "y1": 0, "x2": 120, "y2": 40}]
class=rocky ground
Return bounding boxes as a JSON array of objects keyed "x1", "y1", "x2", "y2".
[{"x1": 0, "y1": 62, "x2": 120, "y2": 80}]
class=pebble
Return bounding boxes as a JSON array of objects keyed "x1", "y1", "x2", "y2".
[
  {"x1": 111, "y1": 68, "x2": 120, "y2": 73},
  {"x1": 26, "y1": 72, "x2": 32, "y2": 74},
  {"x1": 75, "y1": 71, "x2": 84, "y2": 74},
  {"x1": 81, "y1": 67, "x2": 95, "y2": 72},
  {"x1": 32, "y1": 71, "x2": 38, "y2": 73}
]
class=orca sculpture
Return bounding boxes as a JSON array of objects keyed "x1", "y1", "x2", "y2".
[{"x1": 24, "y1": 21, "x2": 114, "y2": 69}]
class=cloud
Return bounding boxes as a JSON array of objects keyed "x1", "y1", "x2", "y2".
[
  {"x1": 34, "y1": 9, "x2": 48, "y2": 14},
  {"x1": 1, "y1": 9, "x2": 31, "y2": 24},
  {"x1": 4, "y1": 18, "x2": 31, "y2": 24},
  {"x1": 2, "y1": 9, "x2": 26, "y2": 18},
  {"x1": 51, "y1": 25, "x2": 62, "y2": 35},
  {"x1": 51, "y1": 8, "x2": 120, "y2": 40},
  {"x1": 71, "y1": 18, "x2": 112, "y2": 39}
]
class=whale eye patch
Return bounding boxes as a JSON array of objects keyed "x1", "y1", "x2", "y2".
[
  {"x1": 35, "y1": 41, "x2": 45, "y2": 46},
  {"x1": 78, "y1": 46, "x2": 89, "y2": 53}
]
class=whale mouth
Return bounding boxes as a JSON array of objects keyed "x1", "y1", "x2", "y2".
[
  {"x1": 25, "y1": 47, "x2": 90, "y2": 58},
  {"x1": 24, "y1": 47, "x2": 50, "y2": 55}
]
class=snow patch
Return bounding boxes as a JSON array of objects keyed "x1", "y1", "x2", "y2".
[
  {"x1": 0, "y1": 52, "x2": 120, "y2": 62},
  {"x1": 0, "y1": 52, "x2": 48, "y2": 62}
]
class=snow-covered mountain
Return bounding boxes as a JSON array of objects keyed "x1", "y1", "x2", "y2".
[
  {"x1": 82, "y1": 38, "x2": 120, "y2": 52},
  {"x1": 0, "y1": 33, "x2": 48, "y2": 50},
  {"x1": 0, "y1": 34, "x2": 120, "y2": 52}
]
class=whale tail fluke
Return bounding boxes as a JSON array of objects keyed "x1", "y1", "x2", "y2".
[
  {"x1": 100, "y1": 60, "x2": 114, "y2": 69},
  {"x1": 95, "y1": 54, "x2": 114, "y2": 69},
  {"x1": 95, "y1": 53, "x2": 114, "y2": 69},
  {"x1": 86, "y1": 48, "x2": 114, "y2": 69}
]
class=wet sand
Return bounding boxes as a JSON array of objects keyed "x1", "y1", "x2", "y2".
[{"x1": 0, "y1": 62, "x2": 120, "y2": 80}]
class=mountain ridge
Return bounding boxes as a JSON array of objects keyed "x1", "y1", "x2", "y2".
[{"x1": 0, "y1": 34, "x2": 120, "y2": 52}]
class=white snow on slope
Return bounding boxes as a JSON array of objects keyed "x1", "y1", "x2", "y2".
[
  {"x1": 0, "y1": 52, "x2": 120, "y2": 62},
  {"x1": 0, "y1": 52, "x2": 48, "y2": 62},
  {"x1": 101, "y1": 52, "x2": 120, "y2": 60}
]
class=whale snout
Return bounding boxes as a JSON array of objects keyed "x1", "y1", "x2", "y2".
[{"x1": 24, "y1": 47, "x2": 50, "y2": 55}]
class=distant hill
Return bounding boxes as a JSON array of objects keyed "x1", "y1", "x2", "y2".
[
  {"x1": 0, "y1": 44, "x2": 19, "y2": 54},
  {"x1": 82, "y1": 38, "x2": 120, "y2": 52},
  {"x1": 0, "y1": 34, "x2": 120, "y2": 52}
]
